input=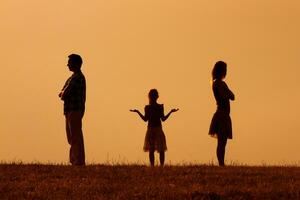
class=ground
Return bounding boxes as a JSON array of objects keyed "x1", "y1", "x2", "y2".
[{"x1": 1, "y1": 164, "x2": 300, "y2": 199}]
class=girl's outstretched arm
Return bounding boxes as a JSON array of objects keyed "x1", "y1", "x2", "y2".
[
  {"x1": 161, "y1": 108, "x2": 179, "y2": 121},
  {"x1": 130, "y1": 109, "x2": 148, "y2": 122}
]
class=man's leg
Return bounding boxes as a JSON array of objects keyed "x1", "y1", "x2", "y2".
[
  {"x1": 65, "y1": 116, "x2": 72, "y2": 145},
  {"x1": 65, "y1": 115, "x2": 74, "y2": 164},
  {"x1": 69, "y1": 111, "x2": 85, "y2": 165}
]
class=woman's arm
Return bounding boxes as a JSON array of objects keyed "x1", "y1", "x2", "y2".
[
  {"x1": 130, "y1": 109, "x2": 148, "y2": 122},
  {"x1": 227, "y1": 88, "x2": 235, "y2": 100},
  {"x1": 161, "y1": 108, "x2": 179, "y2": 121},
  {"x1": 224, "y1": 82, "x2": 235, "y2": 100},
  {"x1": 217, "y1": 81, "x2": 235, "y2": 101}
]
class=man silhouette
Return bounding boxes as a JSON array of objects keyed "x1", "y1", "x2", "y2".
[{"x1": 59, "y1": 54, "x2": 86, "y2": 166}]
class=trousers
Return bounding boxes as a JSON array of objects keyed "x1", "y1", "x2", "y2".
[{"x1": 65, "y1": 111, "x2": 85, "y2": 165}]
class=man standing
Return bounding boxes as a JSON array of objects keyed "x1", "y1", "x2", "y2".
[{"x1": 59, "y1": 54, "x2": 86, "y2": 166}]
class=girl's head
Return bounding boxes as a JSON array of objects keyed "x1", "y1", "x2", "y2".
[
  {"x1": 212, "y1": 61, "x2": 227, "y2": 80},
  {"x1": 148, "y1": 89, "x2": 159, "y2": 104}
]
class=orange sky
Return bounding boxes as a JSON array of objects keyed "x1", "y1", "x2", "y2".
[{"x1": 0, "y1": 0, "x2": 299, "y2": 165}]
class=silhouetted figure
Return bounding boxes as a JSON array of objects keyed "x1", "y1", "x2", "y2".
[
  {"x1": 59, "y1": 54, "x2": 86, "y2": 166},
  {"x1": 209, "y1": 61, "x2": 235, "y2": 166},
  {"x1": 130, "y1": 89, "x2": 178, "y2": 166}
]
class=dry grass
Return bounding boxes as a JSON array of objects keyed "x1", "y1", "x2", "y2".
[{"x1": 0, "y1": 163, "x2": 300, "y2": 200}]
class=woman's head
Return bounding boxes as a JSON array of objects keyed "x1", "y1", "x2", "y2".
[
  {"x1": 148, "y1": 89, "x2": 159, "y2": 103},
  {"x1": 212, "y1": 61, "x2": 227, "y2": 80}
]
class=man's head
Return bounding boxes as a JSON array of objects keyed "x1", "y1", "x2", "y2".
[{"x1": 67, "y1": 54, "x2": 83, "y2": 72}]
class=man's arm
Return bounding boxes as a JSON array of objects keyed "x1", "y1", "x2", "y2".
[{"x1": 60, "y1": 76, "x2": 76, "y2": 100}]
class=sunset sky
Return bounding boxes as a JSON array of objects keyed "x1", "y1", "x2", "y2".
[{"x1": 0, "y1": 0, "x2": 299, "y2": 165}]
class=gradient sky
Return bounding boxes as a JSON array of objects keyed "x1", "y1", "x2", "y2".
[{"x1": 0, "y1": 0, "x2": 299, "y2": 165}]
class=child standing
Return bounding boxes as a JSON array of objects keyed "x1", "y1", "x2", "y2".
[{"x1": 130, "y1": 89, "x2": 178, "y2": 166}]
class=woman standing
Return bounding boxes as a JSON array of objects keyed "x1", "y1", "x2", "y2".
[
  {"x1": 130, "y1": 89, "x2": 178, "y2": 166},
  {"x1": 209, "y1": 61, "x2": 235, "y2": 166}
]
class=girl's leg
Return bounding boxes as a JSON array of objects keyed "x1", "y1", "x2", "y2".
[
  {"x1": 159, "y1": 151, "x2": 165, "y2": 166},
  {"x1": 217, "y1": 136, "x2": 227, "y2": 166},
  {"x1": 149, "y1": 151, "x2": 155, "y2": 166}
]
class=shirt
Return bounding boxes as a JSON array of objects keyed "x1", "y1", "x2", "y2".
[
  {"x1": 145, "y1": 103, "x2": 164, "y2": 127},
  {"x1": 61, "y1": 71, "x2": 86, "y2": 115},
  {"x1": 212, "y1": 79, "x2": 234, "y2": 114}
]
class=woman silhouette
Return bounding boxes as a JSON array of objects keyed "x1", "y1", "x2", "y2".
[
  {"x1": 130, "y1": 89, "x2": 178, "y2": 166},
  {"x1": 209, "y1": 61, "x2": 235, "y2": 166}
]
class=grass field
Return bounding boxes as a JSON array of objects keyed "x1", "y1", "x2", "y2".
[{"x1": 0, "y1": 164, "x2": 300, "y2": 200}]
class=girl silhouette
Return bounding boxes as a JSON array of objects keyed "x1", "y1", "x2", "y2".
[
  {"x1": 130, "y1": 89, "x2": 178, "y2": 166},
  {"x1": 209, "y1": 61, "x2": 235, "y2": 166}
]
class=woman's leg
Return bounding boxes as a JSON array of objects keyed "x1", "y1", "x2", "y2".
[
  {"x1": 217, "y1": 136, "x2": 227, "y2": 166},
  {"x1": 159, "y1": 151, "x2": 165, "y2": 166},
  {"x1": 149, "y1": 151, "x2": 155, "y2": 166}
]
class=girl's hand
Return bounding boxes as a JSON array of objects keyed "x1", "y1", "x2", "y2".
[
  {"x1": 171, "y1": 108, "x2": 179, "y2": 113},
  {"x1": 130, "y1": 109, "x2": 138, "y2": 113}
]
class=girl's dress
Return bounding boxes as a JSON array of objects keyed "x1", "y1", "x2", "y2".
[
  {"x1": 143, "y1": 103, "x2": 167, "y2": 152},
  {"x1": 209, "y1": 80, "x2": 233, "y2": 139}
]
